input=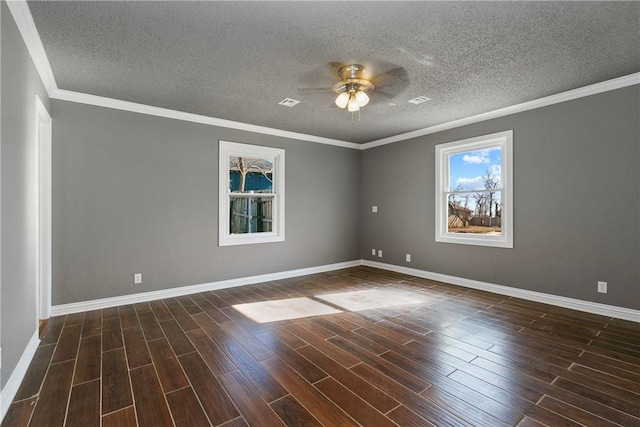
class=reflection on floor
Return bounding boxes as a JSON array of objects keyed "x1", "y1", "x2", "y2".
[
  {"x1": 316, "y1": 288, "x2": 425, "y2": 311},
  {"x1": 232, "y1": 288, "x2": 426, "y2": 323},
  {"x1": 232, "y1": 296, "x2": 341, "y2": 323}
]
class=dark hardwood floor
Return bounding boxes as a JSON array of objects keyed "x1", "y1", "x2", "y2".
[{"x1": 3, "y1": 266, "x2": 639, "y2": 426}]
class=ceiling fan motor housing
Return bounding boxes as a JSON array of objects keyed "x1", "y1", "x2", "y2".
[{"x1": 334, "y1": 64, "x2": 375, "y2": 94}]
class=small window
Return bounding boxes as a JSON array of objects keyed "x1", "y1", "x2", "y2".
[
  {"x1": 219, "y1": 141, "x2": 285, "y2": 246},
  {"x1": 435, "y1": 130, "x2": 513, "y2": 248}
]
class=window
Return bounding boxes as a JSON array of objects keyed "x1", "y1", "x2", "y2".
[
  {"x1": 435, "y1": 130, "x2": 513, "y2": 248},
  {"x1": 219, "y1": 141, "x2": 285, "y2": 246}
]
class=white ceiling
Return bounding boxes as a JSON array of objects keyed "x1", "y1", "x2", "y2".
[{"x1": 27, "y1": 1, "x2": 640, "y2": 144}]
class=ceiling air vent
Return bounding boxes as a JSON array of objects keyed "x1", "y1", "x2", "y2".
[
  {"x1": 408, "y1": 96, "x2": 431, "y2": 105},
  {"x1": 278, "y1": 98, "x2": 300, "y2": 107}
]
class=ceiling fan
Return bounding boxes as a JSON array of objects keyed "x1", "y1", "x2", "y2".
[
  {"x1": 332, "y1": 64, "x2": 374, "y2": 112},
  {"x1": 298, "y1": 61, "x2": 409, "y2": 113}
]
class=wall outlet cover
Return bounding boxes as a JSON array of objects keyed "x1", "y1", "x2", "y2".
[{"x1": 597, "y1": 281, "x2": 607, "y2": 293}]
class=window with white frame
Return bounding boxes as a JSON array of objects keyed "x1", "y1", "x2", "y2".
[
  {"x1": 435, "y1": 130, "x2": 513, "y2": 248},
  {"x1": 219, "y1": 141, "x2": 285, "y2": 246}
]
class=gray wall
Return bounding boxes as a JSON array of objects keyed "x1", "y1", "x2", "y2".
[
  {"x1": 1, "y1": 2, "x2": 51, "y2": 388},
  {"x1": 52, "y1": 101, "x2": 361, "y2": 305},
  {"x1": 361, "y1": 85, "x2": 640, "y2": 310}
]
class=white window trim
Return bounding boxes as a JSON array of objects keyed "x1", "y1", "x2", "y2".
[
  {"x1": 435, "y1": 130, "x2": 513, "y2": 248},
  {"x1": 219, "y1": 141, "x2": 285, "y2": 246}
]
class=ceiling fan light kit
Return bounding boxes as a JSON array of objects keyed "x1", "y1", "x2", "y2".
[
  {"x1": 333, "y1": 64, "x2": 374, "y2": 113},
  {"x1": 355, "y1": 91, "x2": 370, "y2": 107},
  {"x1": 335, "y1": 92, "x2": 350, "y2": 108}
]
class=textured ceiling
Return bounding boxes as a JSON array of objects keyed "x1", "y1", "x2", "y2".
[{"x1": 28, "y1": 1, "x2": 640, "y2": 144}]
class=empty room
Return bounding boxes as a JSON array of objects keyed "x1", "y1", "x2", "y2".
[{"x1": 1, "y1": 1, "x2": 639, "y2": 426}]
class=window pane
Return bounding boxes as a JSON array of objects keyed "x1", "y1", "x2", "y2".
[
  {"x1": 435, "y1": 130, "x2": 512, "y2": 248},
  {"x1": 449, "y1": 147, "x2": 502, "y2": 191},
  {"x1": 447, "y1": 191, "x2": 502, "y2": 235},
  {"x1": 229, "y1": 157, "x2": 273, "y2": 192},
  {"x1": 229, "y1": 196, "x2": 273, "y2": 234},
  {"x1": 220, "y1": 141, "x2": 285, "y2": 246}
]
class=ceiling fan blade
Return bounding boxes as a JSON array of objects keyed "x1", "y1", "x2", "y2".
[
  {"x1": 298, "y1": 62, "x2": 345, "y2": 88},
  {"x1": 371, "y1": 89, "x2": 395, "y2": 99},
  {"x1": 297, "y1": 62, "x2": 348, "y2": 104},
  {"x1": 370, "y1": 67, "x2": 410, "y2": 97},
  {"x1": 297, "y1": 87, "x2": 335, "y2": 93},
  {"x1": 297, "y1": 87, "x2": 336, "y2": 106}
]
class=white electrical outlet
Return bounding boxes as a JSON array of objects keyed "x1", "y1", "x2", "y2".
[
  {"x1": 597, "y1": 281, "x2": 607, "y2": 294},
  {"x1": 406, "y1": 254, "x2": 411, "y2": 262},
  {"x1": 371, "y1": 248, "x2": 376, "y2": 256},
  {"x1": 134, "y1": 273, "x2": 142, "y2": 284},
  {"x1": 372, "y1": 205, "x2": 378, "y2": 213},
  {"x1": 378, "y1": 249, "x2": 382, "y2": 258}
]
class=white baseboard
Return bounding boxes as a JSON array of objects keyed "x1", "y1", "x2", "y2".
[
  {"x1": 51, "y1": 260, "x2": 362, "y2": 316},
  {"x1": 51, "y1": 258, "x2": 639, "y2": 322},
  {"x1": 0, "y1": 330, "x2": 40, "y2": 423},
  {"x1": 363, "y1": 260, "x2": 640, "y2": 322}
]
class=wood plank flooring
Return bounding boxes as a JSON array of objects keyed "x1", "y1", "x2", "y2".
[{"x1": 3, "y1": 266, "x2": 639, "y2": 426}]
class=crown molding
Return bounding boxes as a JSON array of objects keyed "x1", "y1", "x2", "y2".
[
  {"x1": 6, "y1": 0, "x2": 57, "y2": 96},
  {"x1": 54, "y1": 73, "x2": 639, "y2": 151},
  {"x1": 52, "y1": 89, "x2": 360, "y2": 150},
  {"x1": 9, "y1": 0, "x2": 638, "y2": 150},
  {"x1": 7, "y1": 0, "x2": 357, "y2": 149},
  {"x1": 361, "y1": 72, "x2": 640, "y2": 150}
]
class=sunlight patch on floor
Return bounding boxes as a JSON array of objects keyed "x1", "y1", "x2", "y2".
[
  {"x1": 315, "y1": 288, "x2": 424, "y2": 311},
  {"x1": 232, "y1": 297, "x2": 342, "y2": 323}
]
